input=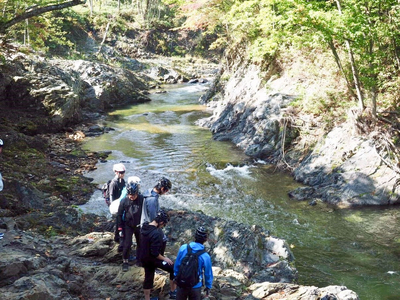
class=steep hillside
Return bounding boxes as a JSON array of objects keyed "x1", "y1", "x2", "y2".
[{"x1": 199, "y1": 47, "x2": 400, "y2": 207}]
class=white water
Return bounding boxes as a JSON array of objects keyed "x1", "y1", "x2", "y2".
[{"x1": 79, "y1": 81, "x2": 400, "y2": 300}]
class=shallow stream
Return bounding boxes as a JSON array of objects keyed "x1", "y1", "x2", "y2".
[{"x1": 80, "y1": 82, "x2": 400, "y2": 300}]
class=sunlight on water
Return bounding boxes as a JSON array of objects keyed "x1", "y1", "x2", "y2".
[{"x1": 80, "y1": 82, "x2": 400, "y2": 300}]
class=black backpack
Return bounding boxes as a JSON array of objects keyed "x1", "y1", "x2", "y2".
[
  {"x1": 175, "y1": 244, "x2": 205, "y2": 288},
  {"x1": 101, "y1": 179, "x2": 112, "y2": 199}
]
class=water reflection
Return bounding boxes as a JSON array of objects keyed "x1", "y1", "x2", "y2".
[{"x1": 80, "y1": 82, "x2": 400, "y2": 300}]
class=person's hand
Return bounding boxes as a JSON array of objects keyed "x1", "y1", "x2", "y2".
[{"x1": 164, "y1": 257, "x2": 173, "y2": 265}]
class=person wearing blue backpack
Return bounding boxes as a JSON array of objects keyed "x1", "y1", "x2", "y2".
[{"x1": 174, "y1": 227, "x2": 213, "y2": 300}]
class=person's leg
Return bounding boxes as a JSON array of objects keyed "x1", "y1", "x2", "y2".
[
  {"x1": 133, "y1": 226, "x2": 141, "y2": 259},
  {"x1": 114, "y1": 220, "x2": 120, "y2": 243},
  {"x1": 154, "y1": 260, "x2": 177, "y2": 298},
  {"x1": 122, "y1": 226, "x2": 134, "y2": 261},
  {"x1": 144, "y1": 288, "x2": 151, "y2": 300},
  {"x1": 143, "y1": 263, "x2": 156, "y2": 300},
  {"x1": 188, "y1": 287, "x2": 202, "y2": 300},
  {"x1": 176, "y1": 287, "x2": 185, "y2": 300}
]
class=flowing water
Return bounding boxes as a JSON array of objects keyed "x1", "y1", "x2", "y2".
[{"x1": 80, "y1": 82, "x2": 400, "y2": 300}]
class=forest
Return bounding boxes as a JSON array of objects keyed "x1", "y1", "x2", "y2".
[{"x1": 1, "y1": 0, "x2": 400, "y2": 129}]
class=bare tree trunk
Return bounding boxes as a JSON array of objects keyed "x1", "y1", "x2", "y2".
[
  {"x1": 327, "y1": 39, "x2": 357, "y2": 100},
  {"x1": 335, "y1": 0, "x2": 364, "y2": 111},
  {"x1": 2, "y1": 0, "x2": 9, "y2": 17},
  {"x1": 0, "y1": 0, "x2": 85, "y2": 33},
  {"x1": 88, "y1": 0, "x2": 93, "y2": 17},
  {"x1": 97, "y1": 21, "x2": 111, "y2": 54},
  {"x1": 345, "y1": 39, "x2": 364, "y2": 110},
  {"x1": 24, "y1": 19, "x2": 29, "y2": 46}
]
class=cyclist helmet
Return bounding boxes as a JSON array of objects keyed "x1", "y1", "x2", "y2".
[
  {"x1": 127, "y1": 176, "x2": 141, "y2": 186},
  {"x1": 126, "y1": 182, "x2": 139, "y2": 195},
  {"x1": 195, "y1": 226, "x2": 209, "y2": 243},
  {"x1": 0, "y1": 139, "x2": 3, "y2": 146},
  {"x1": 113, "y1": 163, "x2": 126, "y2": 173},
  {"x1": 155, "y1": 209, "x2": 170, "y2": 224},
  {"x1": 157, "y1": 177, "x2": 172, "y2": 191}
]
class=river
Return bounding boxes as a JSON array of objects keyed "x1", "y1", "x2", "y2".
[{"x1": 80, "y1": 81, "x2": 400, "y2": 300}]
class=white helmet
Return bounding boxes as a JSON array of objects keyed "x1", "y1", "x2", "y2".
[
  {"x1": 113, "y1": 163, "x2": 126, "y2": 172},
  {"x1": 127, "y1": 176, "x2": 141, "y2": 186},
  {"x1": 0, "y1": 139, "x2": 3, "y2": 146}
]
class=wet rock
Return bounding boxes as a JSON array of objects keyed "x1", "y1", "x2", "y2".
[{"x1": 199, "y1": 62, "x2": 400, "y2": 207}]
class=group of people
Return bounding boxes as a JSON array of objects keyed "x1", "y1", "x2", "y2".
[{"x1": 105, "y1": 163, "x2": 213, "y2": 300}]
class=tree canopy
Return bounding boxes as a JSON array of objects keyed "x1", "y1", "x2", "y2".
[
  {"x1": 1, "y1": 0, "x2": 400, "y2": 117},
  {"x1": 0, "y1": 0, "x2": 85, "y2": 34}
]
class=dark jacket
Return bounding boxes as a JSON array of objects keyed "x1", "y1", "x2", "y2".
[
  {"x1": 109, "y1": 175, "x2": 125, "y2": 202},
  {"x1": 140, "y1": 222, "x2": 163, "y2": 263},
  {"x1": 117, "y1": 194, "x2": 144, "y2": 228}
]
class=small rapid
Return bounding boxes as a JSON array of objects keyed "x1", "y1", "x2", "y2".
[{"x1": 80, "y1": 81, "x2": 400, "y2": 300}]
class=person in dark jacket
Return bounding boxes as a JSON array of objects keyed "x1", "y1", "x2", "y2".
[
  {"x1": 117, "y1": 182, "x2": 143, "y2": 271},
  {"x1": 109, "y1": 163, "x2": 126, "y2": 244},
  {"x1": 174, "y1": 227, "x2": 213, "y2": 300},
  {"x1": 140, "y1": 210, "x2": 177, "y2": 300}
]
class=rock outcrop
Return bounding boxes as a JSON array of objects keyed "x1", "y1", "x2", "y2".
[
  {"x1": 0, "y1": 210, "x2": 359, "y2": 300},
  {"x1": 0, "y1": 52, "x2": 152, "y2": 133},
  {"x1": 198, "y1": 63, "x2": 400, "y2": 207}
]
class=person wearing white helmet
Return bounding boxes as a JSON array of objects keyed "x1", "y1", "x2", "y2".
[
  {"x1": 110, "y1": 175, "x2": 142, "y2": 252},
  {"x1": 113, "y1": 176, "x2": 141, "y2": 207},
  {"x1": 109, "y1": 163, "x2": 126, "y2": 203},
  {"x1": 0, "y1": 139, "x2": 3, "y2": 192},
  {"x1": 109, "y1": 176, "x2": 141, "y2": 215},
  {"x1": 109, "y1": 163, "x2": 126, "y2": 244}
]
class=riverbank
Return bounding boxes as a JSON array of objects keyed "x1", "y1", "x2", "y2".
[
  {"x1": 0, "y1": 49, "x2": 360, "y2": 299},
  {"x1": 198, "y1": 57, "x2": 400, "y2": 208}
]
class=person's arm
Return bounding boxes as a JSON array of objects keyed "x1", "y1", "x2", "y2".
[
  {"x1": 156, "y1": 253, "x2": 173, "y2": 265},
  {"x1": 202, "y1": 254, "x2": 214, "y2": 289},
  {"x1": 173, "y1": 246, "x2": 185, "y2": 276},
  {"x1": 149, "y1": 230, "x2": 172, "y2": 264},
  {"x1": 116, "y1": 198, "x2": 125, "y2": 230},
  {"x1": 109, "y1": 179, "x2": 117, "y2": 202}
]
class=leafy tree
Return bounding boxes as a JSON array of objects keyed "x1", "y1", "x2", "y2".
[{"x1": 0, "y1": 0, "x2": 85, "y2": 34}]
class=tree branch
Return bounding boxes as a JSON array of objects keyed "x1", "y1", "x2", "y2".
[{"x1": 0, "y1": 0, "x2": 86, "y2": 34}]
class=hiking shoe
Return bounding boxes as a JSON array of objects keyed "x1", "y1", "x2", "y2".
[
  {"x1": 122, "y1": 262, "x2": 129, "y2": 272},
  {"x1": 169, "y1": 289, "x2": 177, "y2": 299}
]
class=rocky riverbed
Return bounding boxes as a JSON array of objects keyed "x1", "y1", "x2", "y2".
[{"x1": 0, "y1": 50, "x2": 359, "y2": 299}]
